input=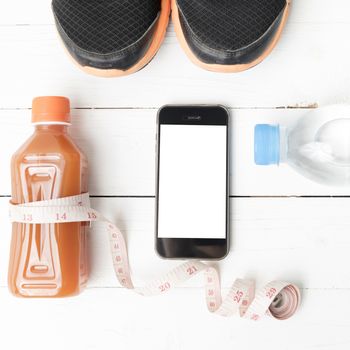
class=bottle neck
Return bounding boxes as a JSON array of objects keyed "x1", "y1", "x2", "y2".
[
  {"x1": 33, "y1": 123, "x2": 69, "y2": 133},
  {"x1": 279, "y1": 126, "x2": 288, "y2": 163}
]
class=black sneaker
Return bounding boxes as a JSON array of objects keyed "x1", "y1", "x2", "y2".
[
  {"x1": 52, "y1": 0, "x2": 171, "y2": 77},
  {"x1": 172, "y1": 0, "x2": 290, "y2": 72}
]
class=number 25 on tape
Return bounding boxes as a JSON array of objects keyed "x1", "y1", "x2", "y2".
[{"x1": 233, "y1": 290, "x2": 244, "y2": 303}]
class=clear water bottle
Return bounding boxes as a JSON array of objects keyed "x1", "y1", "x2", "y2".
[{"x1": 254, "y1": 105, "x2": 350, "y2": 186}]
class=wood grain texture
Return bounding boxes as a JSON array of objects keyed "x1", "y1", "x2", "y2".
[
  {"x1": 0, "y1": 287, "x2": 349, "y2": 350},
  {"x1": 1, "y1": 1, "x2": 350, "y2": 108},
  {"x1": 1, "y1": 197, "x2": 350, "y2": 289},
  {"x1": 2, "y1": 108, "x2": 350, "y2": 197},
  {"x1": 1, "y1": 0, "x2": 350, "y2": 348}
]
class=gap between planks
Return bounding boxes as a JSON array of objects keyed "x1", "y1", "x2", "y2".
[
  {"x1": 0, "y1": 286, "x2": 348, "y2": 291},
  {"x1": 1, "y1": 195, "x2": 350, "y2": 198},
  {"x1": 0, "y1": 105, "x2": 319, "y2": 111}
]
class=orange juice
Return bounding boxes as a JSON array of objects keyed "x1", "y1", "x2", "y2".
[{"x1": 8, "y1": 96, "x2": 88, "y2": 297}]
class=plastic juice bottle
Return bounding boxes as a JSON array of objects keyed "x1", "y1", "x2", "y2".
[{"x1": 8, "y1": 96, "x2": 88, "y2": 297}]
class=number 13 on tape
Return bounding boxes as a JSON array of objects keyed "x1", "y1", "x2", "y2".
[{"x1": 9, "y1": 193, "x2": 301, "y2": 321}]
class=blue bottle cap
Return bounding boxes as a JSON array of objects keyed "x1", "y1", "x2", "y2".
[{"x1": 254, "y1": 124, "x2": 280, "y2": 165}]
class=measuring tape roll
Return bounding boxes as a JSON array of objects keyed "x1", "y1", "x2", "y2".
[{"x1": 9, "y1": 193, "x2": 300, "y2": 321}]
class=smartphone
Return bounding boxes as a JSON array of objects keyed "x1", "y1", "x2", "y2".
[{"x1": 155, "y1": 105, "x2": 229, "y2": 260}]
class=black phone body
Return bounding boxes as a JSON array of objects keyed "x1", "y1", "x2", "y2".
[{"x1": 155, "y1": 105, "x2": 230, "y2": 260}]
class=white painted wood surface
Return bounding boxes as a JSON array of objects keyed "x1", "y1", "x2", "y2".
[{"x1": 1, "y1": 1, "x2": 350, "y2": 349}]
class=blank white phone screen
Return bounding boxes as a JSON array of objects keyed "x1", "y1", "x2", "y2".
[{"x1": 158, "y1": 124, "x2": 227, "y2": 239}]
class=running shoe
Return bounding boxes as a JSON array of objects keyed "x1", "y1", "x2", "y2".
[
  {"x1": 52, "y1": 0, "x2": 171, "y2": 77},
  {"x1": 172, "y1": 0, "x2": 291, "y2": 72}
]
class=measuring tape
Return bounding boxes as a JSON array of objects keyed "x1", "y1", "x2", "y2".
[{"x1": 9, "y1": 193, "x2": 300, "y2": 320}]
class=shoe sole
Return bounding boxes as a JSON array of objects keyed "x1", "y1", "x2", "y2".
[
  {"x1": 171, "y1": 0, "x2": 291, "y2": 73},
  {"x1": 57, "y1": 0, "x2": 171, "y2": 78}
]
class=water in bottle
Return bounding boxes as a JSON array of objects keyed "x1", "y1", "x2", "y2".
[{"x1": 254, "y1": 105, "x2": 350, "y2": 186}]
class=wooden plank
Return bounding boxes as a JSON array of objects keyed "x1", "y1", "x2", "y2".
[
  {"x1": 1, "y1": 13, "x2": 350, "y2": 108},
  {"x1": 2, "y1": 2, "x2": 350, "y2": 349},
  {"x1": 0, "y1": 287, "x2": 349, "y2": 350},
  {"x1": 1, "y1": 108, "x2": 350, "y2": 197},
  {"x1": 2, "y1": 197, "x2": 350, "y2": 289}
]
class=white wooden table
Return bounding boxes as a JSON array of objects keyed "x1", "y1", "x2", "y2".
[{"x1": 1, "y1": 1, "x2": 350, "y2": 349}]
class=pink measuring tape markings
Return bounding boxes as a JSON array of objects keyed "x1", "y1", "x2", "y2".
[{"x1": 9, "y1": 193, "x2": 300, "y2": 320}]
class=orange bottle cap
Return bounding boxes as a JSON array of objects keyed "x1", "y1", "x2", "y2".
[{"x1": 32, "y1": 96, "x2": 71, "y2": 125}]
